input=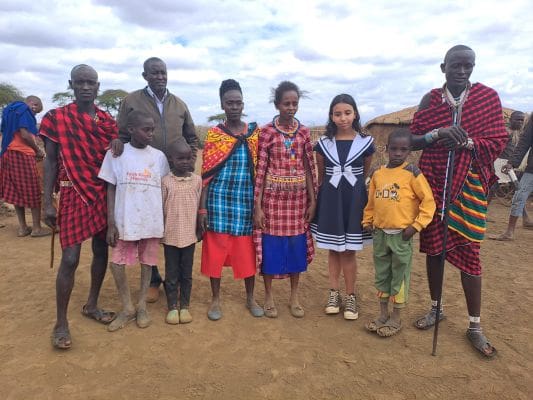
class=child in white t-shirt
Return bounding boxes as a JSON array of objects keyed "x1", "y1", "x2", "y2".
[{"x1": 98, "y1": 110, "x2": 170, "y2": 332}]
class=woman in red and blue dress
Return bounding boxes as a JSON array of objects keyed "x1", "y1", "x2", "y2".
[{"x1": 254, "y1": 81, "x2": 317, "y2": 319}]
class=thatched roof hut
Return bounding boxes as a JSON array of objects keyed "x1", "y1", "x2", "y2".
[{"x1": 364, "y1": 106, "x2": 516, "y2": 167}]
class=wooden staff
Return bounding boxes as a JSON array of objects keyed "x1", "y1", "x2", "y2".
[
  {"x1": 49, "y1": 194, "x2": 59, "y2": 269},
  {"x1": 50, "y1": 228, "x2": 55, "y2": 269},
  {"x1": 432, "y1": 148, "x2": 455, "y2": 356}
]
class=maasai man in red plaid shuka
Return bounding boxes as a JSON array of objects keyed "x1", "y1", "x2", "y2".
[
  {"x1": 41, "y1": 65, "x2": 121, "y2": 350},
  {"x1": 409, "y1": 45, "x2": 506, "y2": 358}
]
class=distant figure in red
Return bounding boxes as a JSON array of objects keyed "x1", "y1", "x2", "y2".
[{"x1": 0, "y1": 95, "x2": 50, "y2": 237}]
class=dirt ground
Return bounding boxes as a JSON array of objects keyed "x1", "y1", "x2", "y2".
[{"x1": 0, "y1": 198, "x2": 532, "y2": 399}]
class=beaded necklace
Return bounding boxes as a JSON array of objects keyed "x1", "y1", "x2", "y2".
[
  {"x1": 442, "y1": 82, "x2": 471, "y2": 126},
  {"x1": 273, "y1": 115, "x2": 300, "y2": 173}
]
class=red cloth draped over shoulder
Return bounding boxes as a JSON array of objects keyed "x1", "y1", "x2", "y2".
[
  {"x1": 201, "y1": 123, "x2": 260, "y2": 187},
  {"x1": 410, "y1": 83, "x2": 507, "y2": 207},
  {"x1": 39, "y1": 103, "x2": 118, "y2": 205},
  {"x1": 410, "y1": 83, "x2": 507, "y2": 275}
]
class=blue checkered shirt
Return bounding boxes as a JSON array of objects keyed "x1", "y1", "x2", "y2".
[{"x1": 207, "y1": 143, "x2": 254, "y2": 235}]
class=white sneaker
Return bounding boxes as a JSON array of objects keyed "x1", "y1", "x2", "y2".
[
  {"x1": 343, "y1": 294, "x2": 359, "y2": 320},
  {"x1": 325, "y1": 289, "x2": 341, "y2": 314}
]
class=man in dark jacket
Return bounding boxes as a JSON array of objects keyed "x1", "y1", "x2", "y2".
[{"x1": 117, "y1": 57, "x2": 199, "y2": 302}]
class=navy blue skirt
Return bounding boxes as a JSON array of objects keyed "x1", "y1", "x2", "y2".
[{"x1": 261, "y1": 233, "x2": 307, "y2": 275}]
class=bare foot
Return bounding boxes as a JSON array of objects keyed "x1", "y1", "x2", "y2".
[{"x1": 108, "y1": 310, "x2": 136, "y2": 332}]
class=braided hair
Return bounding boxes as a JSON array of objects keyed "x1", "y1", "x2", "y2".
[{"x1": 219, "y1": 79, "x2": 242, "y2": 100}]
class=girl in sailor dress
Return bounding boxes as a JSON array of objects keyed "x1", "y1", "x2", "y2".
[{"x1": 311, "y1": 94, "x2": 375, "y2": 320}]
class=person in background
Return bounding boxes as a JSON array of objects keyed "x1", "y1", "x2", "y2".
[{"x1": 0, "y1": 95, "x2": 50, "y2": 237}]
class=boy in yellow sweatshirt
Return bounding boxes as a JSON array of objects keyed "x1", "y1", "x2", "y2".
[{"x1": 362, "y1": 128, "x2": 435, "y2": 337}]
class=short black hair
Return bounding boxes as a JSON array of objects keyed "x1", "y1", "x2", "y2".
[
  {"x1": 127, "y1": 109, "x2": 153, "y2": 128},
  {"x1": 70, "y1": 64, "x2": 97, "y2": 80},
  {"x1": 388, "y1": 128, "x2": 412, "y2": 146},
  {"x1": 510, "y1": 110, "x2": 525, "y2": 118},
  {"x1": 165, "y1": 136, "x2": 191, "y2": 157},
  {"x1": 143, "y1": 57, "x2": 165, "y2": 72},
  {"x1": 271, "y1": 81, "x2": 305, "y2": 106},
  {"x1": 444, "y1": 45, "x2": 474, "y2": 63},
  {"x1": 219, "y1": 79, "x2": 242, "y2": 100}
]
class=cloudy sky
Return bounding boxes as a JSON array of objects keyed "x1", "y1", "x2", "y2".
[{"x1": 1, "y1": 0, "x2": 532, "y2": 126}]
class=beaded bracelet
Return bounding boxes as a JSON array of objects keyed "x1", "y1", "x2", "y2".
[
  {"x1": 424, "y1": 129, "x2": 439, "y2": 144},
  {"x1": 197, "y1": 208, "x2": 207, "y2": 215}
]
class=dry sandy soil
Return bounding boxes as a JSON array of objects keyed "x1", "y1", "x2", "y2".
[{"x1": 0, "y1": 198, "x2": 532, "y2": 399}]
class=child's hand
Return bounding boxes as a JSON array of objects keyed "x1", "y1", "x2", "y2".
[
  {"x1": 106, "y1": 223, "x2": 119, "y2": 247},
  {"x1": 109, "y1": 139, "x2": 124, "y2": 157},
  {"x1": 196, "y1": 215, "x2": 208, "y2": 240},
  {"x1": 254, "y1": 207, "x2": 265, "y2": 230},
  {"x1": 402, "y1": 226, "x2": 417, "y2": 241},
  {"x1": 362, "y1": 224, "x2": 374, "y2": 235},
  {"x1": 305, "y1": 201, "x2": 316, "y2": 223}
]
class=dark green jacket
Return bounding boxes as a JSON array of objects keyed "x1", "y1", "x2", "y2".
[{"x1": 118, "y1": 87, "x2": 198, "y2": 155}]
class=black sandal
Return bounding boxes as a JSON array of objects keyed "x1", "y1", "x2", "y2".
[
  {"x1": 466, "y1": 329, "x2": 497, "y2": 358},
  {"x1": 413, "y1": 308, "x2": 446, "y2": 330}
]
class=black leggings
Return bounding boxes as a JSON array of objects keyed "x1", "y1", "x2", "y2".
[{"x1": 163, "y1": 243, "x2": 195, "y2": 310}]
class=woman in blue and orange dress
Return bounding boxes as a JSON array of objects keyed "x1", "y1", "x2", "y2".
[{"x1": 198, "y1": 79, "x2": 264, "y2": 321}]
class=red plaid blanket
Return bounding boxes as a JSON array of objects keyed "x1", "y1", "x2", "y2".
[{"x1": 39, "y1": 103, "x2": 117, "y2": 205}]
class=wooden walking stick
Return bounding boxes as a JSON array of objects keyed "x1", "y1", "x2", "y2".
[
  {"x1": 49, "y1": 194, "x2": 59, "y2": 269},
  {"x1": 431, "y1": 148, "x2": 455, "y2": 356},
  {"x1": 50, "y1": 228, "x2": 55, "y2": 269}
]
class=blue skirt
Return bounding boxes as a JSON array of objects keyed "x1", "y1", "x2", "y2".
[{"x1": 261, "y1": 233, "x2": 307, "y2": 275}]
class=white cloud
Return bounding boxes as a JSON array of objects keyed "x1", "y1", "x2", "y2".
[{"x1": 0, "y1": 0, "x2": 532, "y2": 125}]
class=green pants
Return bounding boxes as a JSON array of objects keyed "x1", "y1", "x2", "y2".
[{"x1": 373, "y1": 229, "x2": 413, "y2": 308}]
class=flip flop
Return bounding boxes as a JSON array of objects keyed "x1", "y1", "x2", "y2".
[
  {"x1": 466, "y1": 329, "x2": 497, "y2": 358},
  {"x1": 17, "y1": 227, "x2": 32, "y2": 237},
  {"x1": 377, "y1": 319, "x2": 402, "y2": 337},
  {"x1": 263, "y1": 304, "x2": 278, "y2": 318},
  {"x1": 289, "y1": 304, "x2": 305, "y2": 318},
  {"x1": 136, "y1": 309, "x2": 151, "y2": 329},
  {"x1": 247, "y1": 301, "x2": 265, "y2": 318},
  {"x1": 207, "y1": 304, "x2": 222, "y2": 321},
  {"x1": 414, "y1": 308, "x2": 446, "y2": 330},
  {"x1": 365, "y1": 316, "x2": 389, "y2": 332},
  {"x1": 51, "y1": 328, "x2": 72, "y2": 350},
  {"x1": 488, "y1": 234, "x2": 513, "y2": 241},
  {"x1": 81, "y1": 305, "x2": 116, "y2": 325},
  {"x1": 30, "y1": 229, "x2": 52, "y2": 237},
  {"x1": 107, "y1": 311, "x2": 136, "y2": 332}
]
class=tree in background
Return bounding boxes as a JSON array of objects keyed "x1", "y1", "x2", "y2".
[
  {"x1": 0, "y1": 82, "x2": 24, "y2": 111},
  {"x1": 97, "y1": 89, "x2": 128, "y2": 116},
  {"x1": 207, "y1": 112, "x2": 247, "y2": 123},
  {"x1": 51, "y1": 89, "x2": 128, "y2": 116},
  {"x1": 52, "y1": 90, "x2": 74, "y2": 106}
]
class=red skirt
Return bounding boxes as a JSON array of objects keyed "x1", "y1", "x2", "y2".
[
  {"x1": 201, "y1": 231, "x2": 256, "y2": 279},
  {"x1": 58, "y1": 185, "x2": 107, "y2": 249},
  {"x1": 420, "y1": 216, "x2": 482, "y2": 276},
  {"x1": 0, "y1": 150, "x2": 41, "y2": 208}
]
